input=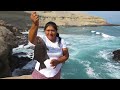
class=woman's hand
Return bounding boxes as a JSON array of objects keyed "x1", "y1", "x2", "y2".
[
  {"x1": 30, "y1": 11, "x2": 39, "y2": 26},
  {"x1": 50, "y1": 59, "x2": 60, "y2": 69}
]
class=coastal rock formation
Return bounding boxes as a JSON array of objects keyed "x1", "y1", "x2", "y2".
[
  {"x1": 0, "y1": 11, "x2": 113, "y2": 30},
  {"x1": 0, "y1": 19, "x2": 33, "y2": 78},
  {"x1": 0, "y1": 11, "x2": 115, "y2": 79},
  {"x1": 0, "y1": 20, "x2": 29, "y2": 45},
  {"x1": 0, "y1": 26, "x2": 17, "y2": 78},
  {"x1": 112, "y1": 49, "x2": 120, "y2": 61},
  {"x1": 0, "y1": 25, "x2": 31, "y2": 78},
  {"x1": 0, "y1": 11, "x2": 30, "y2": 31},
  {"x1": 25, "y1": 11, "x2": 110, "y2": 27}
]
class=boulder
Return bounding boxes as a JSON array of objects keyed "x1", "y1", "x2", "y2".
[
  {"x1": 0, "y1": 26, "x2": 17, "y2": 78},
  {"x1": 112, "y1": 49, "x2": 120, "y2": 61}
]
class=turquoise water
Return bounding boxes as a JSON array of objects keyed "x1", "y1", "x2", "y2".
[
  {"x1": 57, "y1": 26, "x2": 120, "y2": 79},
  {"x1": 14, "y1": 26, "x2": 120, "y2": 79}
]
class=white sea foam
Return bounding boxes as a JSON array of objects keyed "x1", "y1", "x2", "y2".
[
  {"x1": 101, "y1": 33, "x2": 111, "y2": 38},
  {"x1": 91, "y1": 30, "x2": 101, "y2": 35},
  {"x1": 91, "y1": 31, "x2": 115, "y2": 40},
  {"x1": 11, "y1": 26, "x2": 120, "y2": 79},
  {"x1": 95, "y1": 32, "x2": 101, "y2": 35},
  {"x1": 80, "y1": 61, "x2": 100, "y2": 79},
  {"x1": 21, "y1": 31, "x2": 29, "y2": 34},
  {"x1": 103, "y1": 62, "x2": 120, "y2": 79},
  {"x1": 101, "y1": 33, "x2": 115, "y2": 40},
  {"x1": 12, "y1": 42, "x2": 35, "y2": 59},
  {"x1": 97, "y1": 50, "x2": 112, "y2": 61},
  {"x1": 91, "y1": 30, "x2": 96, "y2": 33}
]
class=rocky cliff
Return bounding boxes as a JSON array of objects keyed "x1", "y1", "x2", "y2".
[
  {"x1": 0, "y1": 11, "x2": 30, "y2": 31},
  {"x1": 0, "y1": 11, "x2": 112, "y2": 31},
  {"x1": 0, "y1": 11, "x2": 113, "y2": 79},
  {"x1": 0, "y1": 26, "x2": 17, "y2": 78},
  {"x1": 0, "y1": 19, "x2": 32, "y2": 78},
  {"x1": 25, "y1": 11, "x2": 109, "y2": 27}
]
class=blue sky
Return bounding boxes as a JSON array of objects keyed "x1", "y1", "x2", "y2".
[{"x1": 81, "y1": 11, "x2": 120, "y2": 24}]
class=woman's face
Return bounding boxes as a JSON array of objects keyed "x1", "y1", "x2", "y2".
[{"x1": 45, "y1": 25, "x2": 57, "y2": 42}]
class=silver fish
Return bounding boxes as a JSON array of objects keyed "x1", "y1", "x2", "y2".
[{"x1": 34, "y1": 37, "x2": 49, "y2": 70}]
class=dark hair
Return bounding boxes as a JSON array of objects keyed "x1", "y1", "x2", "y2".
[{"x1": 44, "y1": 21, "x2": 61, "y2": 47}]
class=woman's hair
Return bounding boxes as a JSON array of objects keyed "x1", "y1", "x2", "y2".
[{"x1": 44, "y1": 21, "x2": 61, "y2": 47}]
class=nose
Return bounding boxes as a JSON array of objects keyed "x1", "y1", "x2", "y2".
[
  {"x1": 50, "y1": 30, "x2": 53, "y2": 33},
  {"x1": 50, "y1": 30, "x2": 56, "y2": 34}
]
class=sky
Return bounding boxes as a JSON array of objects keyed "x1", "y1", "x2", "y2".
[{"x1": 81, "y1": 11, "x2": 120, "y2": 24}]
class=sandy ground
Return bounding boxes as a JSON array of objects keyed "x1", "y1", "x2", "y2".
[{"x1": 1, "y1": 75, "x2": 33, "y2": 79}]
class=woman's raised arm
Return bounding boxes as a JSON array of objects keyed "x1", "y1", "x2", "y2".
[{"x1": 28, "y1": 11, "x2": 39, "y2": 45}]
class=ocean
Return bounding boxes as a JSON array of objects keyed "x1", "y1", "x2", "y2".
[{"x1": 12, "y1": 26, "x2": 120, "y2": 79}]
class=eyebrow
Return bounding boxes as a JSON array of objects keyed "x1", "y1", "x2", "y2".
[{"x1": 46, "y1": 30, "x2": 56, "y2": 31}]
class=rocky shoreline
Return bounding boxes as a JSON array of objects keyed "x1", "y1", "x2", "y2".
[
  {"x1": 0, "y1": 11, "x2": 31, "y2": 31},
  {"x1": 0, "y1": 25, "x2": 32, "y2": 78},
  {"x1": 0, "y1": 11, "x2": 120, "y2": 79},
  {"x1": 0, "y1": 11, "x2": 120, "y2": 29}
]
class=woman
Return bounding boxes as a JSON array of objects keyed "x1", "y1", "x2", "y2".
[{"x1": 28, "y1": 12, "x2": 69, "y2": 79}]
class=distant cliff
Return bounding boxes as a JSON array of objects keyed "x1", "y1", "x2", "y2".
[
  {"x1": 0, "y1": 11, "x2": 117, "y2": 31},
  {"x1": 25, "y1": 11, "x2": 110, "y2": 27}
]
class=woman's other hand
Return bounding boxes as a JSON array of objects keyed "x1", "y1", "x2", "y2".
[{"x1": 50, "y1": 59, "x2": 60, "y2": 69}]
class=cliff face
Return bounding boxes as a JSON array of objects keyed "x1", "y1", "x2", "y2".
[
  {"x1": 0, "y1": 11, "x2": 31, "y2": 30},
  {"x1": 25, "y1": 11, "x2": 109, "y2": 27},
  {"x1": 0, "y1": 11, "x2": 111, "y2": 30},
  {"x1": 0, "y1": 26, "x2": 17, "y2": 78}
]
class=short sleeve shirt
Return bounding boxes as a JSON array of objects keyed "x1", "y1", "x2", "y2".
[{"x1": 41, "y1": 35, "x2": 67, "y2": 60}]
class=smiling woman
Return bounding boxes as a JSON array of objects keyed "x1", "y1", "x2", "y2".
[
  {"x1": 44, "y1": 22, "x2": 58, "y2": 42},
  {"x1": 28, "y1": 11, "x2": 69, "y2": 79}
]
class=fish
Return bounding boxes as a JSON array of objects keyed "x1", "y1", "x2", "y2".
[{"x1": 33, "y1": 37, "x2": 49, "y2": 70}]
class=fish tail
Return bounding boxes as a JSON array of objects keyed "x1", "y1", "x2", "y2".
[{"x1": 40, "y1": 63, "x2": 46, "y2": 70}]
